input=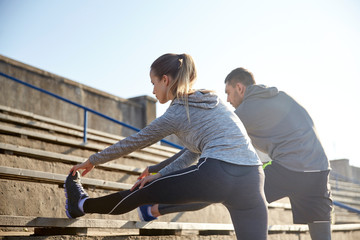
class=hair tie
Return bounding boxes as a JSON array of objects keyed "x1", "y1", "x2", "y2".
[{"x1": 178, "y1": 58, "x2": 183, "y2": 69}]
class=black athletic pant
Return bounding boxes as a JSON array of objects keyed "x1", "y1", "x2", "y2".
[
  {"x1": 157, "y1": 161, "x2": 333, "y2": 224},
  {"x1": 84, "y1": 158, "x2": 268, "y2": 240}
]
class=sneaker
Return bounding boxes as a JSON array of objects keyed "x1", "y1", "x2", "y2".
[
  {"x1": 64, "y1": 171, "x2": 89, "y2": 219},
  {"x1": 137, "y1": 205, "x2": 158, "y2": 222}
]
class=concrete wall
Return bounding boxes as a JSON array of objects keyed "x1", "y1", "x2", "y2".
[
  {"x1": 330, "y1": 159, "x2": 360, "y2": 183},
  {"x1": 0, "y1": 54, "x2": 157, "y2": 138}
]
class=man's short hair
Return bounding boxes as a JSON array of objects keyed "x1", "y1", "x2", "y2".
[{"x1": 224, "y1": 68, "x2": 256, "y2": 86}]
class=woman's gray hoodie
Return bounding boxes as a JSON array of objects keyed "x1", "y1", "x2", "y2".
[{"x1": 89, "y1": 90, "x2": 261, "y2": 176}]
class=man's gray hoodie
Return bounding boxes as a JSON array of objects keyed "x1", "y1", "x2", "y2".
[
  {"x1": 89, "y1": 91, "x2": 261, "y2": 176},
  {"x1": 235, "y1": 85, "x2": 330, "y2": 172}
]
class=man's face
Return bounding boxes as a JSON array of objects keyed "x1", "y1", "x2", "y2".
[{"x1": 225, "y1": 82, "x2": 245, "y2": 109}]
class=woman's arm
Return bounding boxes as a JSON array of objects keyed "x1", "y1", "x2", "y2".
[
  {"x1": 89, "y1": 112, "x2": 176, "y2": 166},
  {"x1": 71, "y1": 111, "x2": 176, "y2": 176}
]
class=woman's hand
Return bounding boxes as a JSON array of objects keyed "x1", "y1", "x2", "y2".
[
  {"x1": 70, "y1": 159, "x2": 94, "y2": 177},
  {"x1": 131, "y1": 173, "x2": 161, "y2": 191}
]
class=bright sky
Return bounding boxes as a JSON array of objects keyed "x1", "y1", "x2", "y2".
[{"x1": 1, "y1": 0, "x2": 360, "y2": 168}]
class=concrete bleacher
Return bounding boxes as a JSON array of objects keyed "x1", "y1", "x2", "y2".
[
  {"x1": 330, "y1": 178, "x2": 360, "y2": 224},
  {"x1": 1, "y1": 105, "x2": 360, "y2": 240}
]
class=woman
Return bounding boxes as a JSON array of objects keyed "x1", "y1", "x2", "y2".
[{"x1": 65, "y1": 53, "x2": 268, "y2": 239}]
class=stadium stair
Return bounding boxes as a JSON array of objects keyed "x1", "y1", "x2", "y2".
[{"x1": 1, "y1": 105, "x2": 360, "y2": 240}]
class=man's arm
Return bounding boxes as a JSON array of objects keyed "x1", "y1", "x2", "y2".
[{"x1": 148, "y1": 148, "x2": 187, "y2": 173}]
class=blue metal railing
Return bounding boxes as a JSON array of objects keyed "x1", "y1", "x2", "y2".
[
  {"x1": 333, "y1": 201, "x2": 360, "y2": 214},
  {"x1": 0, "y1": 71, "x2": 183, "y2": 149}
]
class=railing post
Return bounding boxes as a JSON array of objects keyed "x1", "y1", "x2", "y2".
[{"x1": 83, "y1": 109, "x2": 88, "y2": 143}]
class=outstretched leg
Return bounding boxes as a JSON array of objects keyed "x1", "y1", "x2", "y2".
[
  {"x1": 158, "y1": 203, "x2": 210, "y2": 215},
  {"x1": 83, "y1": 160, "x2": 219, "y2": 215}
]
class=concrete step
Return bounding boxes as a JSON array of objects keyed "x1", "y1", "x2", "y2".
[
  {"x1": 0, "y1": 124, "x2": 170, "y2": 170},
  {"x1": 0, "y1": 142, "x2": 143, "y2": 174},
  {"x1": 1, "y1": 215, "x2": 360, "y2": 240},
  {"x1": 335, "y1": 208, "x2": 360, "y2": 223},
  {"x1": 332, "y1": 189, "x2": 360, "y2": 200},
  {"x1": 0, "y1": 104, "x2": 179, "y2": 158},
  {"x1": 0, "y1": 124, "x2": 168, "y2": 164},
  {"x1": 330, "y1": 179, "x2": 360, "y2": 193}
]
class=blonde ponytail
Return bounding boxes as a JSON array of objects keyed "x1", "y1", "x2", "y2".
[{"x1": 151, "y1": 53, "x2": 197, "y2": 121}]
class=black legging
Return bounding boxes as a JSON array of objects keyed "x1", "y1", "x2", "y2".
[{"x1": 84, "y1": 158, "x2": 268, "y2": 240}]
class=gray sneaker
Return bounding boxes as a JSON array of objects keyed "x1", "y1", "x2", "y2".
[{"x1": 64, "y1": 171, "x2": 88, "y2": 218}]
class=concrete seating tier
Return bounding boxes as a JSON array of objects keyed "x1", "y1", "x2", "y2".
[{"x1": 1, "y1": 105, "x2": 360, "y2": 239}]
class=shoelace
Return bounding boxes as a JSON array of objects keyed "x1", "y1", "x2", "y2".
[{"x1": 73, "y1": 179, "x2": 87, "y2": 196}]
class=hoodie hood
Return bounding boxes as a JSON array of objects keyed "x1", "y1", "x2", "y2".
[
  {"x1": 171, "y1": 90, "x2": 219, "y2": 109},
  {"x1": 244, "y1": 84, "x2": 279, "y2": 100}
]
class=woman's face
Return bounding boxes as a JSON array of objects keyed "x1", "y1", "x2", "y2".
[{"x1": 150, "y1": 70, "x2": 170, "y2": 104}]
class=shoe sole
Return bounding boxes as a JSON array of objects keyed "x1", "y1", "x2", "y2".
[
  {"x1": 64, "y1": 183, "x2": 73, "y2": 218},
  {"x1": 137, "y1": 207, "x2": 145, "y2": 221}
]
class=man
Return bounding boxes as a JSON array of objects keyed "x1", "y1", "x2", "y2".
[{"x1": 137, "y1": 68, "x2": 333, "y2": 240}]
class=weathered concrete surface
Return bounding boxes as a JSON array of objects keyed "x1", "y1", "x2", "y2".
[
  {"x1": 0, "y1": 230, "x2": 360, "y2": 240},
  {"x1": 331, "y1": 159, "x2": 360, "y2": 183},
  {"x1": 0, "y1": 54, "x2": 156, "y2": 138}
]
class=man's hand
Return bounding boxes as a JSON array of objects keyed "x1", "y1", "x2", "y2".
[{"x1": 137, "y1": 167, "x2": 150, "y2": 180}]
